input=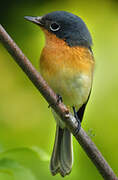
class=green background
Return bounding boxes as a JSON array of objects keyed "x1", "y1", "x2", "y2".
[{"x1": 0, "y1": 0, "x2": 118, "y2": 179}]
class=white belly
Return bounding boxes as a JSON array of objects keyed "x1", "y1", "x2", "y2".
[
  {"x1": 48, "y1": 72, "x2": 92, "y2": 109},
  {"x1": 50, "y1": 73, "x2": 91, "y2": 128}
]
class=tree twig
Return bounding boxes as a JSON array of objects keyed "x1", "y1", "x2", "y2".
[{"x1": 0, "y1": 24, "x2": 117, "y2": 180}]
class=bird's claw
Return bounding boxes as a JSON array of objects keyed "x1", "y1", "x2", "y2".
[
  {"x1": 74, "y1": 121, "x2": 81, "y2": 136},
  {"x1": 48, "y1": 94, "x2": 63, "y2": 108},
  {"x1": 56, "y1": 94, "x2": 63, "y2": 104}
]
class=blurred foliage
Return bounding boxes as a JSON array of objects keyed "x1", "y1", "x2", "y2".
[
  {"x1": 0, "y1": 147, "x2": 50, "y2": 179},
  {"x1": 0, "y1": 0, "x2": 118, "y2": 179}
]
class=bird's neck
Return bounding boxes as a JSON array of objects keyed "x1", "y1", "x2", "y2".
[
  {"x1": 42, "y1": 29, "x2": 93, "y2": 60},
  {"x1": 42, "y1": 28, "x2": 66, "y2": 48}
]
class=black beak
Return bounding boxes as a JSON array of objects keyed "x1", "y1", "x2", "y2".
[{"x1": 24, "y1": 16, "x2": 43, "y2": 26}]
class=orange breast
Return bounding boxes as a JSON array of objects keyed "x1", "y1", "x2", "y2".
[
  {"x1": 40, "y1": 29, "x2": 94, "y2": 79},
  {"x1": 39, "y1": 30, "x2": 94, "y2": 107}
]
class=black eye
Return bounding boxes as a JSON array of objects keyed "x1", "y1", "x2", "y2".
[{"x1": 50, "y1": 23, "x2": 60, "y2": 31}]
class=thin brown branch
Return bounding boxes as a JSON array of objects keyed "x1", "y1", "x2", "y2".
[{"x1": 0, "y1": 24, "x2": 117, "y2": 180}]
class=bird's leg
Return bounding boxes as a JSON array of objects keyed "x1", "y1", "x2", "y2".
[
  {"x1": 48, "y1": 94, "x2": 63, "y2": 108},
  {"x1": 56, "y1": 94, "x2": 63, "y2": 104},
  {"x1": 72, "y1": 106, "x2": 81, "y2": 135}
]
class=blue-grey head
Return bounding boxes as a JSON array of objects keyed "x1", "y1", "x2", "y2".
[{"x1": 25, "y1": 11, "x2": 92, "y2": 48}]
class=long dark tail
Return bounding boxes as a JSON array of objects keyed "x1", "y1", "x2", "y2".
[{"x1": 50, "y1": 125, "x2": 73, "y2": 177}]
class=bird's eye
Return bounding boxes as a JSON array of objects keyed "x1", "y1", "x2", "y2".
[{"x1": 50, "y1": 23, "x2": 60, "y2": 31}]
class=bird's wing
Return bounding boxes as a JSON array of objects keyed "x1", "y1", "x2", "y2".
[{"x1": 77, "y1": 90, "x2": 91, "y2": 122}]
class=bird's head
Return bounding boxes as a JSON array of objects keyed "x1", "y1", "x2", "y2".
[{"x1": 25, "y1": 11, "x2": 92, "y2": 48}]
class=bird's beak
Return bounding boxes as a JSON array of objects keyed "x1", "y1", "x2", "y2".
[{"x1": 24, "y1": 16, "x2": 44, "y2": 26}]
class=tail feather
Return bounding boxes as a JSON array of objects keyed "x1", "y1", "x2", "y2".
[
  {"x1": 60, "y1": 128, "x2": 73, "y2": 176},
  {"x1": 50, "y1": 126, "x2": 63, "y2": 175},
  {"x1": 50, "y1": 125, "x2": 73, "y2": 177}
]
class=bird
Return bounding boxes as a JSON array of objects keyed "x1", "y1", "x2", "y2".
[{"x1": 24, "y1": 11, "x2": 95, "y2": 177}]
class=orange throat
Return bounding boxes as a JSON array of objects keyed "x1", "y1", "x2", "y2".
[{"x1": 40, "y1": 29, "x2": 94, "y2": 78}]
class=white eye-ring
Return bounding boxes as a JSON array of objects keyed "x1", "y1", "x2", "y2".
[{"x1": 50, "y1": 23, "x2": 60, "y2": 32}]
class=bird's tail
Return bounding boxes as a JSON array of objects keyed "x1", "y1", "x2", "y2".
[{"x1": 50, "y1": 125, "x2": 73, "y2": 177}]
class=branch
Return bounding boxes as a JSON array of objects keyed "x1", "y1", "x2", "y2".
[{"x1": 0, "y1": 24, "x2": 117, "y2": 180}]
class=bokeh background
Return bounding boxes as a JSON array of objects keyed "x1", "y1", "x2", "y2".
[{"x1": 0, "y1": 0, "x2": 118, "y2": 179}]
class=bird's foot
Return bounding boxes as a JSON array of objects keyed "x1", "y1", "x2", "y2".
[
  {"x1": 72, "y1": 106, "x2": 81, "y2": 135},
  {"x1": 56, "y1": 94, "x2": 63, "y2": 104},
  {"x1": 48, "y1": 94, "x2": 63, "y2": 108}
]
